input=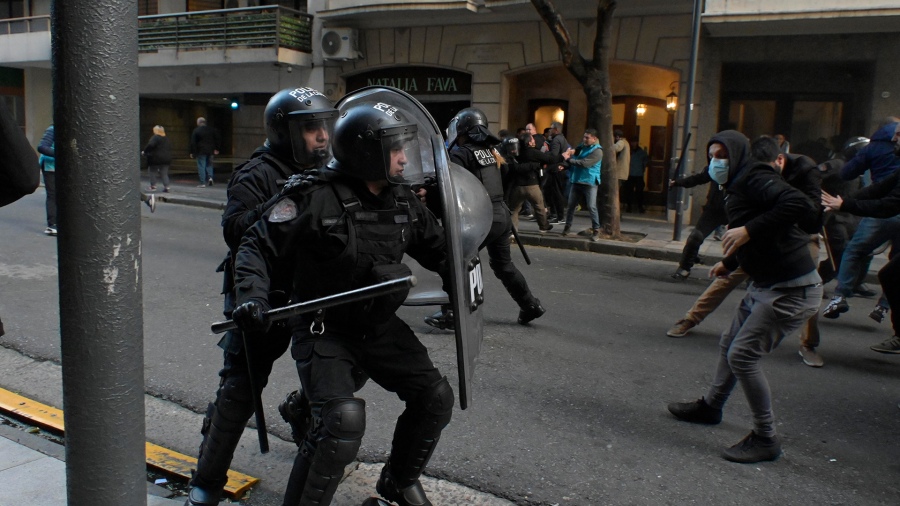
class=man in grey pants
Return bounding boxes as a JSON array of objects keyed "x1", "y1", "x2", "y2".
[{"x1": 667, "y1": 134, "x2": 822, "y2": 463}]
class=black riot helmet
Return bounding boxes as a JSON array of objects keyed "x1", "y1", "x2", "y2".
[
  {"x1": 447, "y1": 107, "x2": 500, "y2": 148},
  {"x1": 841, "y1": 136, "x2": 869, "y2": 160},
  {"x1": 264, "y1": 87, "x2": 338, "y2": 167},
  {"x1": 329, "y1": 101, "x2": 424, "y2": 185}
]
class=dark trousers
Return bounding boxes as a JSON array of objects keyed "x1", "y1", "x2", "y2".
[
  {"x1": 542, "y1": 168, "x2": 567, "y2": 219},
  {"x1": 43, "y1": 170, "x2": 56, "y2": 227},
  {"x1": 878, "y1": 255, "x2": 900, "y2": 336},
  {"x1": 482, "y1": 203, "x2": 535, "y2": 308},
  {"x1": 679, "y1": 206, "x2": 728, "y2": 271},
  {"x1": 622, "y1": 175, "x2": 645, "y2": 211}
]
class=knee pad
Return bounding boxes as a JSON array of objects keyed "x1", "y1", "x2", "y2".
[
  {"x1": 320, "y1": 397, "x2": 366, "y2": 441},
  {"x1": 413, "y1": 377, "x2": 453, "y2": 428},
  {"x1": 213, "y1": 374, "x2": 255, "y2": 426}
]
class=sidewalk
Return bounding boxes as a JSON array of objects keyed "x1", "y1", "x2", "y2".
[{"x1": 148, "y1": 176, "x2": 887, "y2": 279}]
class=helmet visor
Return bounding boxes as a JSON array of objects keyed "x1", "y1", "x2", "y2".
[
  {"x1": 446, "y1": 117, "x2": 460, "y2": 149},
  {"x1": 380, "y1": 124, "x2": 424, "y2": 186},
  {"x1": 287, "y1": 109, "x2": 338, "y2": 166}
]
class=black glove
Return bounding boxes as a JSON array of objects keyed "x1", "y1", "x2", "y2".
[
  {"x1": 256, "y1": 171, "x2": 322, "y2": 217},
  {"x1": 232, "y1": 299, "x2": 271, "y2": 333}
]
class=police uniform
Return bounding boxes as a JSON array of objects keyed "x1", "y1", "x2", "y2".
[
  {"x1": 234, "y1": 174, "x2": 454, "y2": 505},
  {"x1": 450, "y1": 141, "x2": 540, "y2": 310}
]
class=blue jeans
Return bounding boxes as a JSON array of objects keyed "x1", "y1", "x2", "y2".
[
  {"x1": 834, "y1": 215, "x2": 900, "y2": 308},
  {"x1": 565, "y1": 183, "x2": 599, "y2": 230},
  {"x1": 196, "y1": 154, "x2": 214, "y2": 183}
]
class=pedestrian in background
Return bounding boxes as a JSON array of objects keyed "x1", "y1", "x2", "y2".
[
  {"x1": 624, "y1": 140, "x2": 649, "y2": 213},
  {"x1": 142, "y1": 124, "x2": 172, "y2": 192},
  {"x1": 37, "y1": 124, "x2": 57, "y2": 236},
  {"x1": 190, "y1": 117, "x2": 220, "y2": 187}
]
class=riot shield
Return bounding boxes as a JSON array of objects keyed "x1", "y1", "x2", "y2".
[{"x1": 435, "y1": 152, "x2": 492, "y2": 410}]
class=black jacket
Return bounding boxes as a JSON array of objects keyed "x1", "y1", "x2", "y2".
[
  {"x1": 512, "y1": 146, "x2": 561, "y2": 187},
  {"x1": 781, "y1": 153, "x2": 823, "y2": 234},
  {"x1": 0, "y1": 100, "x2": 39, "y2": 207},
  {"x1": 142, "y1": 134, "x2": 173, "y2": 166},
  {"x1": 841, "y1": 170, "x2": 900, "y2": 219},
  {"x1": 191, "y1": 124, "x2": 220, "y2": 156},
  {"x1": 722, "y1": 161, "x2": 819, "y2": 286}
]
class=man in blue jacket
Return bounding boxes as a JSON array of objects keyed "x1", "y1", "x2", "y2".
[
  {"x1": 561, "y1": 129, "x2": 602, "y2": 242},
  {"x1": 824, "y1": 119, "x2": 900, "y2": 322}
]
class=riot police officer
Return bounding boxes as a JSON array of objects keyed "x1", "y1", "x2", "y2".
[
  {"x1": 231, "y1": 98, "x2": 454, "y2": 506},
  {"x1": 185, "y1": 87, "x2": 338, "y2": 506},
  {"x1": 426, "y1": 107, "x2": 545, "y2": 329}
]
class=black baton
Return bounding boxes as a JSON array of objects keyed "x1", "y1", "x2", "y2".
[
  {"x1": 211, "y1": 275, "x2": 418, "y2": 334},
  {"x1": 511, "y1": 226, "x2": 531, "y2": 265}
]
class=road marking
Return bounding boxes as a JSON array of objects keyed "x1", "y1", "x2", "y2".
[{"x1": 0, "y1": 386, "x2": 258, "y2": 498}]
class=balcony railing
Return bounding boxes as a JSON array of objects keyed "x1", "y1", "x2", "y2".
[
  {"x1": 0, "y1": 15, "x2": 49, "y2": 35},
  {"x1": 138, "y1": 6, "x2": 312, "y2": 54}
]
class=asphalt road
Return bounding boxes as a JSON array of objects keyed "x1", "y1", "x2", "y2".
[{"x1": 1, "y1": 189, "x2": 899, "y2": 505}]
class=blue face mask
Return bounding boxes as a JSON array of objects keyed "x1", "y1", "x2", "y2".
[{"x1": 708, "y1": 157, "x2": 729, "y2": 185}]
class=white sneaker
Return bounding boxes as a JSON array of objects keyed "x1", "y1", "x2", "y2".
[
  {"x1": 207, "y1": 178, "x2": 214, "y2": 187},
  {"x1": 146, "y1": 193, "x2": 156, "y2": 213}
]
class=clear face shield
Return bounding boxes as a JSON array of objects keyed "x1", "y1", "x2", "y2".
[
  {"x1": 446, "y1": 117, "x2": 460, "y2": 149},
  {"x1": 287, "y1": 109, "x2": 338, "y2": 166},
  {"x1": 380, "y1": 125, "x2": 424, "y2": 186}
]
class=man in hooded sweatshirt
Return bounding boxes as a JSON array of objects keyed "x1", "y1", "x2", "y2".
[{"x1": 667, "y1": 133, "x2": 822, "y2": 464}]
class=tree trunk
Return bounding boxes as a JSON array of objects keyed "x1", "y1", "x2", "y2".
[{"x1": 531, "y1": 0, "x2": 620, "y2": 238}]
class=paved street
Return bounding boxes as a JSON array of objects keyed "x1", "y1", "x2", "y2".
[{"x1": 1, "y1": 188, "x2": 899, "y2": 505}]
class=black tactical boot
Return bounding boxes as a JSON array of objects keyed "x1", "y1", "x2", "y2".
[
  {"x1": 184, "y1": 486, "x2": 221, "y2": 506},
  {"x1": 518, "y1": 298, "x2": 545, "y2": 325},
  {"x1": 376, "y1": 465, "x2": 432, "y2": 506},
  {"x1": 279, "y1": 389, "x2": 312, "y2": 447},
  {"x1": 424, "y1": 305, "x2": 454, "y2": 330}
]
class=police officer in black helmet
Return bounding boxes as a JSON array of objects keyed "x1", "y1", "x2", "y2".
[
  {"x1": 184, "y1": 87, "x2": 338, "y2": 506},
  {"x1": 230, "y1": 99, "x2": 454, "y2": 506},
  {"x1": 426, "y1": 107, "x2": 545, "y2": 329}
]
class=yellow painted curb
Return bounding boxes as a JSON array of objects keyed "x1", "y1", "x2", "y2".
[{"x1": 0, "y1": 386, "x2": 258, "y2": 498}]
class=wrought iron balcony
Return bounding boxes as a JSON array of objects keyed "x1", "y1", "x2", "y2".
[{"x1": 138, "y1": 6, "x2": 312, "y2": 54}]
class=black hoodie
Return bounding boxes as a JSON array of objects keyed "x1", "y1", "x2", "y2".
[{"x1": 714, "y1": 131, "x2": 818, "y2": 287}]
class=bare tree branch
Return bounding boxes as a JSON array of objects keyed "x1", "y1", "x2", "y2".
[{"x1": 530, "y1": 0, "x2": 587, "y2": 80}]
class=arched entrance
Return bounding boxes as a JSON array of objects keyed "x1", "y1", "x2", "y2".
[{"x1": 506, "y1": 61, "x2": 680, "y2": 209}]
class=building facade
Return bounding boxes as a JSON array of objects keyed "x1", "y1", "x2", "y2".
[{"x1": 2, "y1": 0, "x2": 899, "y2": 217}]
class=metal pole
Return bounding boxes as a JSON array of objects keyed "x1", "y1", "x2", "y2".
[
  {"x1": 52, "y1": 2, "x2": 146, "y2": 505},
  {"x1": 673, "y1": 0, "x2": 704, "y2": 241}
]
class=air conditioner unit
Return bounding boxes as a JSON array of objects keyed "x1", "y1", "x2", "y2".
[{"x1": 321, "y1": 28, "x2": 360, "y2": 60}]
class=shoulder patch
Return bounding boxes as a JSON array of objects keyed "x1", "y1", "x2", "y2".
[{"x1": 268, "y1": 199, "x2": 298, "y2": 223}]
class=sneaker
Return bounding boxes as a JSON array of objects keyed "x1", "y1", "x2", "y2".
[
  {"x1": 667, "y1": 319, "x2": 697, "y2": 338},
  {"x1": 870, "y1": 335, "x2": 900, "y2": 354},
  {"x1": 207, "y1": 178, "x2": 214, "y2": 187},
  {"x1": 869, "y1": 305, "x2": 888, "y2": 324},
  {"x1": 148, "y1": 185, "x2": 157, "y2": 191},
  {"x1": 590, "y1": 229, "x2": 600, "y2": 242},
  {"x1": 822, "y1": 295, "x2": 849, "y2": 319},
  {"x1": 561, "y1": 226, "x2": 571, "y2": 237},
  {"x1": 146, "y1": 193, "x2": 156, "y2": 213},
  {"x1": 670, "y1": 268, "x2": 690, "y2": 280},
  {"x1": 196, "y1": 184, "x2": 206, "y2": 188},
  {"x1": 518, "y1": 299, "x2": 545, "y2": 325},
  {"x1": 547, "y1": 217, "x2": 560, "y2": 224},
  {"x1": 376, "y1": 465, "x2": 431, "y2": 506},
  {"x1": 44, "y1": 226, "x2": 58, "y2": 236},
  {"x1": 853, "y1": 283, "x2": 878, "y2": 297},
  {"x1": 278, "y1": 390, "x2": 311, "y2": 446},
  {"x1": 798, "y1": 346, "x2": 824, "y2": 368},
  {"x1": 424, "y1": 307, "x2": 454, "y2": 331},
  {"x1": 538, "y1": 224, "x2": 553, "y2": 233},
  {"x1": 163, "y1": 187, "x2": 170, "y2": 193},
  {"x1": 667, "y1": 398, "x2": 722, "y2": 425},
  {"x1": 722, "y1": 431, "x2": 782, "y2": 463}
]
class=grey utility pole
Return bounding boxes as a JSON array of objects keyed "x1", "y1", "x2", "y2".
[
  {"x1": 52, "y1": 2, "x2": 146, "y2": 505},
  {"x1": 673, "y1": 0, "x2": 703, "y2": 241}
]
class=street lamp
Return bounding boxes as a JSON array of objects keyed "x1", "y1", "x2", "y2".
[{"x1": 666, "y1": 81, "x2": 678, "y2": 112}]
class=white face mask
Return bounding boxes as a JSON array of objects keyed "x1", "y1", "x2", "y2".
[{"x1": 708, "y1": 157, "x2": 729, "y2": 185}]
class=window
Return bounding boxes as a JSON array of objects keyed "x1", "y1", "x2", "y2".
[
  {"x1": 0, "y1": 0, "x2": 25, "y2": 19},
  {"x1": 139, "y1": 1, "x2": 158, "y2": 16},
  {"x1": 188, "y1": 0, "x2": 223, "y2": 12}
]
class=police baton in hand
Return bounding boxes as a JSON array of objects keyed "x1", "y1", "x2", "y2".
[{"x1": 211, "y1": 275, "x2": 418, "y2": 334}]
